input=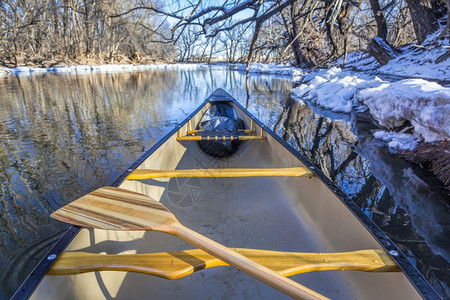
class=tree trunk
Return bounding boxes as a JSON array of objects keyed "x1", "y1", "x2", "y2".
[
  {"x1": 367, "y1": 0, "x2": 397, "y2": 65},
  {"x1": 445, "y1": 0, "x2": 450, "y2": 37},
  {"x1": 369, "y1": 37, "x2": 399, "y2": 65},
  {"x1": 404, "y1": 0, "x2": 439, "y2": 43},
  {"x1": 369, "y1": 0, "x2": 388, "y2": 39}
]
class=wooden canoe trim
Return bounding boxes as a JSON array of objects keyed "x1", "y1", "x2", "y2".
[
  {"x1": 126, "y1": 167, "x2": 314, "y2": 180},
  {"x1": 49, "y1": 249, "x2": 400, "y2": 278},
  {"x1": 176, "y1": 135, "x2": 266, "y2": 141},
  {"x1": 186, "y1": 129, "x2": 255, "y2": 134}
]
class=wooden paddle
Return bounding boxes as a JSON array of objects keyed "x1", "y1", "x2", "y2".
[
  {"x1": 51, "y1": 187, "x2": 327, "y2": 300},
  {"x1": 49, "y1": 249, "x2": 400, "y2": 278}
]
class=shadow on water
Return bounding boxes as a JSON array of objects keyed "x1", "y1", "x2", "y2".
[{"x1": 0, "y1": 67, "x2": 448, "y2": 298}]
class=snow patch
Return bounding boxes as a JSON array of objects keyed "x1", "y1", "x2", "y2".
[
  {"x1": 291, "y1": 68, "x2": 385, "y2": 113},
  {"x1": 373, "y1": 130, "x2": 419, "y2": 151},
  {"x1": 231, "y1": 63, "x2": 305, "y2": 77},
  {"x1": 359, "y1": 79, "x2": 450, "y2": 142}
]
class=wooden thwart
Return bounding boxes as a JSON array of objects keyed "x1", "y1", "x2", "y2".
[
  {"x1": 176, "y1": 135, "x2": 266, "y2": 141},
  {"x1": 126, "y1": 167, "x2": 314, "y2": 180},
  {"x1": 187, "y1": 129, "x2": 255, "y2": 134},
  {"x1": 49, "y1": 249, "x2": 400, "y2": 279}
]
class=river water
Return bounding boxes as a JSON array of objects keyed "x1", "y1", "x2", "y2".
[{"x1": 0, "y1": 66, "x2": 448, "y2": 299}]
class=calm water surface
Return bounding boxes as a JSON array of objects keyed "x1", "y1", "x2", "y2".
[{"x1": 0, "y1": 67, "x2": 448, "y2": 299}]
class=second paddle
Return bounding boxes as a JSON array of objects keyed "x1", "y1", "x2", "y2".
[{"x1": 51, "y1": 186, "x2": 328, "y2": 300}]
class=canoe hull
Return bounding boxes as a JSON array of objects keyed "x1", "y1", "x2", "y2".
[{"x1": 16, "y1": 89, "x2": 436, "y2": 299}]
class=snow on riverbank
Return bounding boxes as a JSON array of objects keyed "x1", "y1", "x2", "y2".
[
  {"x1": 231, "y1": 62, "x2": 304, "y2": 77},
  {"x1": 359, "y1": 79, "x2": 450, "y2": 142},
  {"x1": 373, "y1": 130, "x2": 419, "y2": 152},
  {"x1": 292, "y1": 67, "x2": 450, "y2": 150},
  {"x1": 291, "y1": 67, "x2": 385, "y2": 113},
  {"x1": 337, "y1": 32, "x2": 450, "y2": 81},
  {"x1": 1, "y1": 63, "x2": 210, "y2": 76},
  {"x1": 377, "y1": 33, "x2": 450, "y2": 81},
  {"x1": 1, "y1": 62, "x2": 305, "y2": 77}
]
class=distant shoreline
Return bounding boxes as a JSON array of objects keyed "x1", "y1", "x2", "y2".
[
  {"x1": 0, "y1": 63, "x2": 212, "y2": 76},
  {"x1": 0, "y1": 62, "x2": 304, "y2": 77}
]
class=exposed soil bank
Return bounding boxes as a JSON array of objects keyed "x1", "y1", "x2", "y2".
[{"x1": 402, "y1": 140, "x2": 450, "y2": 193}]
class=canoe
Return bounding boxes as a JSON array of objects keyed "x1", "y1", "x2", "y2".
[{"x1": 14, "y1": 89, "x2": 439, "y2": 299}]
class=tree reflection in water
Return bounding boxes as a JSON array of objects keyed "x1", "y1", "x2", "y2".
[{"x1": 0, "y1": 68, "x2": 448, "y2": 298}]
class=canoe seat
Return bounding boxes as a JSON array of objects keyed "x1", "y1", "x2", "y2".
[
  {"x1": 48, "y1": 249, "x2": 400, "y2": 278},
  {"x1": 177, "y1": 129, "x2": 265, "y2": 141},
  {"x1": 126, "y1": 167, "x2": 314, "y2": 179},
  {"x1": 176, "y1": 135, "x2": 266, "y2": 141}
]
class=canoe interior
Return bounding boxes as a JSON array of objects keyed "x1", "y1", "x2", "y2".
[{"x1": 30, "y1": 99, "x2": 421, "y2": 299}]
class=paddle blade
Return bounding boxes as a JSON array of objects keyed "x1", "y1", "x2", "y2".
[{"x1": 51, "y1": 187, "x2": 178, "y2": 231}]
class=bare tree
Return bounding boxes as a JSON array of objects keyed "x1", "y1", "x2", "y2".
[
  {"x1": 0, "y1": 0, "x2": 175, "y2": 67},
  {"x1": 2, "y1": 0, "x2": 445, "y2": 67},
  {"x1": 117, "y1": 1, "x2": 360, "y2": 66}
]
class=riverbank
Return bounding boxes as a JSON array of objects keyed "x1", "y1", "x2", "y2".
[
  {"x1": 289, "y1": 31, "x2": 450, "y2": 191},
  {"x1": 2, "y1": 44, "x2": 448, "y2": 190},
  {"x1": 0, "y1": 63, "x2": 210, "y2": 76},
  {"x1": 0, "y1": 62, "x2": 307, "y2": 77}
]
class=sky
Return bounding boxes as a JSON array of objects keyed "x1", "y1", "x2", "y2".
[{"x1": 164, "y1": 0, "x2": 256, "y2": 26}]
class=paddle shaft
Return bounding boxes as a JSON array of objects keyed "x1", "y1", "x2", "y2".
[{"x1": 168, "y1": 223, "x2": 328, "y2": 300}]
